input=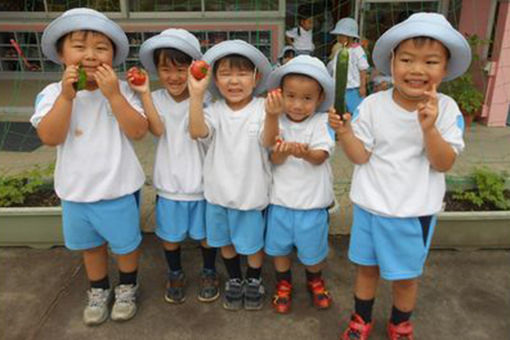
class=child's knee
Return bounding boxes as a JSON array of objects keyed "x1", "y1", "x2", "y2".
[{"x1": 357, "y1": 265, "x2": 380, "y2": 279}]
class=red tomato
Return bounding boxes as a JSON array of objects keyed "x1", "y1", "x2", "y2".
[
  {"x1": 269, "y1": 88, "x2": 282, "y2": 95},
  {"x1": 127, "y1": 67, "x2": 146, "y2": 86},
  {"x1": 190, "y1": 60, "x2": 209, "y2": 80},
  {"x1": 275, "y1": 137, "x2": 283, "y2": 144}
]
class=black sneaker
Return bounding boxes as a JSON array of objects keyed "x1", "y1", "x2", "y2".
[
  {"x1": 164, "y1": 270, "x2": 186, "y2": 304},
  {"x1": 198, "y1": 268, "x2": 220, "y2": 303},
  {"x1": 222, "y1": 278, "x2": 244, "y2": 311},
  {"x1": 244, "y1": 277, "x2": 265, "y2": 311}
]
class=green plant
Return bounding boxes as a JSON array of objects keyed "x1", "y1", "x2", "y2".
[
  {"x1": 0, "y1": 165, "x2": 54, "y2": 207},
  {"x1": 453, "y1": 167, "x2": 510, "y2": 210}
]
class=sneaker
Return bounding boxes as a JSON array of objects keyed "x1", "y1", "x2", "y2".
[
  {"x1": 198, "y1": 268, "x2": 220, "y2": 303},
  {"x1": 272, "y1": 280, "x2": 292, "y2": 314},
  {"x1": 165, "y1": 270, "x2": 186, "y2": 304},
  {"x1": 342, "y1": 313, "x2": 374, "y2": 340},
  {"x1": 83, "y1": 288, "x2": 112, "y2": 326},
  {"x1": 244, "y1": 277, "x2": 265, "y2": 311},
  {"x1": 222, "y1": 278, "x2": 244, "y2": 311},
  {"x1": 307, "y1": 278, "x2": 332, "y2": 309},
  {"x1": 387, "y1": 321, "x2": 414, "y2": 340},
  {"x1": 110, "y1": 284, "x2": 139, "y2": 322}
]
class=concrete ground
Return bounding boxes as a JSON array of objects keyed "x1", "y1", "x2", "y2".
[{"x1": 1, "y1": 235, "x2": 509, "y2": 340}]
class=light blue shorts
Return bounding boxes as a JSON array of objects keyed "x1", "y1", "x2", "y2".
[
  {"x1": 155, "y1": 196, "x2": 206, "y2": 242},
  {"x1": 265, "y1": 205, "x2": 329, "y2": 266},
  {"x1": 348, "y1": 204, "x2": 437, "y2": 280},
  {"x1": 346, "y1": 88, "x2": 364, "y2": 114},
  {"x1": 206, "y1": 202, "x2": 265, "y2": 255},
  {"x1": 61, "y1": 191, "x2": 142, "y2": 255}
]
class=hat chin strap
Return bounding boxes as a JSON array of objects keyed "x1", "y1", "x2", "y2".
[{"x1": 390, "y1": 51, "x2": 427, "y2": 102}]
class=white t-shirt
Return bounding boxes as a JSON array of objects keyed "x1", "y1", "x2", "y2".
[
  {"x1": 328, "y1": 45, "x2": 370, "y2": 89},
  {"x1": 350, "y1": 89, "x2": 465, "y2": 217},
  {"x1": 201, "y1": 97, "x2": 271, "y2": 211},
  {"x1": 286, "y1": 26, "x2": 315, "y2": 52},
  {"x1": 151, "y1": 89, "x2": 209, "y2": 201},
  {"x1": 270, "y1": 114, "x2": 335, "y2": 210},
  {"x1": 31, "y1": 81, "x2": 146, "y2": 202}
]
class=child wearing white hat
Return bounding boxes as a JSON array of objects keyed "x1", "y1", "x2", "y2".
[
  {"x1": 188, "y1": 40, "x2": 272, "y2": 311},
  {"x1": 275, "y1": 45, "x2": 297, "y2": 68},
  {"x1": 328, "y1": 17, "x2": 370, "y2": 113},
  {"x1": 262, "y1": 55, "x2": 335, "y2": 314},
  {"x1": 129, "y1": 28, "x2": 219, "y2": 305},
  {"x1": 30, "y1": 8, "x2": 147, "y2": 326},
  {"x1": 329, "y1": 12, "x2": 469, "y2": 340},
  {"x1": 285, "y1": 10, "x2": 315, "y2": 56}
]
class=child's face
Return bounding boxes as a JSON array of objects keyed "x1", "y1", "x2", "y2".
[
  {"x1": 392, "y1": 39, "x2": 448, "y2": 107},
  {"x1": 58, "y1": 31, "x2": 114, "y2": 82},
  {"x1": 157, "y1": 57, "x2": 189, "y2": 101},
  {"x1": 301, "y1": 18, "x2": 313, "y2": 31},
  {"x1": 281, "y1": 74, "x2": 323, "y2": 122},
  {"x1": 336, "y1": 35, "x2": 351, "y2": 46},
  {"x1": 215, "y1": 60, "x2": 257, "y2": 109}
]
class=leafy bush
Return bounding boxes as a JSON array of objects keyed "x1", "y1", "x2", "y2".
[
  {"x1": 0, "y1": 165, "x2": 54, "y2": 207},
  {"x1": 453, "y1": 167, "x2": 510, "y2": 210}
]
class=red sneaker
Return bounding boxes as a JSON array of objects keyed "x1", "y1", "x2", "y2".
[
  {"x1": 272, "y1": 280, "x2": 292, "y2": 314},
  {"x1": 387, "y1": 321, "x2": 414, "y2": 340},
  {"x1": 342, "y1": 313, "x2": 374, "y2": 340},
  {"x1": 307, "y1": 278, "x2": 332, "y2": 309}
]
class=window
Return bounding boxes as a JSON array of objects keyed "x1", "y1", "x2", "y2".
[{"x1": 129, "y1": 0, "x2": 201, "y2": 12}]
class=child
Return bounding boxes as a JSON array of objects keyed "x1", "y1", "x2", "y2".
[
  {"x1": 188, "y1": 40, "x2": 272, "y2": 311},
  {"x1": 130, "y1": 28, "x2": 219, "y2": 304},
  {"x1": 372, "y1": 75, "x2": 392, "y2": 93},
  {"x1": 262, "y1": 55, "x2": 335, "y2": 313},
  {"x1": 286, "y1": 11, "x2": 314, "y2": 56},
  {"x1": 328, "y1": 17, "x2": 369, "y2": 114},
  {"x1": 328, "y1": 13, "x2": 469, "y2": 339},
  {"x1": 31, "y1": 8, "x2": 148, "y2": 325},
  {"x1": 275, "y1": 45, "x2": 297, "y2": 67}
]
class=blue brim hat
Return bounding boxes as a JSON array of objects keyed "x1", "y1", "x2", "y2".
[
  {"x1": 203, "y1": 40, "x2": 272, "y2": 98},
  {"x1": 372, "y1": 12, "x2": 471, "y2": 81},
  {"x1": 139, "y1": 28, "x2": 202, "y2": 74},
  {"x1": 41, "y1": 8, "x2": 128, "y2": 66},
  {"x1": 330, "y1": 18, "x2": 359, "y2": 39},
  {"x1": 266, "y1": 55, "x2": 334, "y2": 113}
]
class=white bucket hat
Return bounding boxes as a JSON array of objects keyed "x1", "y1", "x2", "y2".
[
  {"x1": 277, "y1": 45, "x2": 297, "y2": 61},
  {"x1": 139, "y1": 29, "x2": 202, "y2": 74},
  {"x1": 330, "y1": 18, "x2": 359, "y2": 39},
  {"x1": 266, "y1": 55, "x2": 334, "y2": 113},
  {"x1": 372, "y1": 12, "x2": 471, "y2": 81},
  {"x1": 41, "y1": 8, "x2": 128, "y2": 66},
  {"x1": 203, "y1": 40, "x2": 272, "y2": 98}
]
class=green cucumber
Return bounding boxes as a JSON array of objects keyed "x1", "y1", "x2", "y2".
[
  {"x1": 334, "y1": 45, "x2": 349, "y2": 119},
  {"x1": 74, "y1": 64, "x2": 87, "y2": 91}
]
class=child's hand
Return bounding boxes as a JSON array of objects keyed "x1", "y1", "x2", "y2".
[
  {"x1": 328, "y1": 106, "x2": 352, "y2": 136},
  {"x1": 291, "y1": 142, "x2": 309, "y2": 159},
  {"x1": 127, "y1": 67, "x2": 150, "y2": 94},
  {"x1": 188, "y1": 64, "x2": 211, "y2": 98},
  {"x1": 265, "y1": 88, "x2": 284, "y2": 117},
  {"x1": 94, "y1": 63, "x2": 121, "y2": 100},
  {"x1": 272, "y1": 138, "x2": 292, "y2": 158},
  {"x1": 61, "y1": 64, "x2": 79, "y2": 100},
  {"x1": 417, "y1": 83, "x2": 439, "y2": 132},
  {"x1": 359, "y1": 86, "x2": 367, "y2": 98}
]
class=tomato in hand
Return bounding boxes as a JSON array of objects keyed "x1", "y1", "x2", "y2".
[
  {"x1": 127, "y1": 67, "x2": 146, "y2": 86},
  {"x1": 190, "y1": 60, "x2": 209, "y2": 80}
]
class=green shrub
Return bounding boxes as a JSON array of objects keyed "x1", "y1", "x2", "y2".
[{"x1": 0, "y1": 165, "x2": 54, "y2": 207}]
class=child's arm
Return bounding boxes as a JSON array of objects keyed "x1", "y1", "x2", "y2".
[
  {"x1": 95, "y1": 64, "x2": 148, "y2": 140},
  {"x1": 127, "y1": 68, "x2": 165, "y2": 137},
  {"x1": 328, "y1": 107, "x2": 371, "y2": 164},
  {"x1": 187, "y1": 67, "x2": 211, "y2": 139},
  {"x1": 418, "y1": 84, "x2": 456, "y2": 172},
  {"x1": 292, "y1": 143, "x2": 329, "y2": 165},
  {"x1": 36, "y1": 64, "x2": 79, "y2": 146},
  {"x1": 263, "y1": 89, "x2": 284, "y2": 147},
  {"x1": 359, "y1": 70, "x2": 367, "y2": 97},
  {"x1": 270, "y1": 141, "x2": 292, "y2": 165}
]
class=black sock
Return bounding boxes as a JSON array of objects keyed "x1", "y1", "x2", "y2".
[
  {"x1": 90, "y1": 276, "x2": 110, "y2": 290},
  {"x1": 164, "y1": 248, "x2": 182, "y2": 272},
  {"x1": 119, "y1": 270, "x2": 137, "y2": 286},
  {"x1": 305, "y1": 269, "x2": 322, "y2": 282},
  {"x1": 391, "y1": 306, "x2": 412, "y2": 325},
  {"x1": 201, "y1": 245, "x2": 217, "y2": 271},
  {"x1": 276, "y1": 270, "x2": 292, "y2": 283},
  {"x1": 354, "y1": 295, "x2": 375, "y2": 323},
  {"x1": 223, "y1": 255, "x2": 242, "y2": 280},
  {"x1": 246, "y1": 266, "x2": 262, "y2": 280}
]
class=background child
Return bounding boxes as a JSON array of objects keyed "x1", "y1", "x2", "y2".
[
  {"x1": 372, "y1": 75, "x2": 392, "y2": 92},
  {"x1": 31, "y1": 8, "x2": 148, "y2": 325},
  {"x1": 130, "y1": 28, "x2": 218, "y2": 305},
  {"x1": 329, "y1": 13, "x2": 469, "y2": 340},
  {"x1": 263, "y1": 55, "x2": 335, "y2": 314},
  {"x1": 275, "y1": 45, "x2": 297, "y2": 68},
  {"x1": 328, "y1": 17, "x2": 369, "y2": 113},
  {"x1": 286, "y1": 10, "x2": 315, "y2": 56},
  {"x1": 188, "y1": 40, "x2": 272, "y2": 311}
]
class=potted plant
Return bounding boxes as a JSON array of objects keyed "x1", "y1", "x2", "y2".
[
  {"x1": 0, "y1": 165, "x2": 63, "y2": 248},
  {"x1": 433, "y1": 167, "x2": 510, "y2": 249}
]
